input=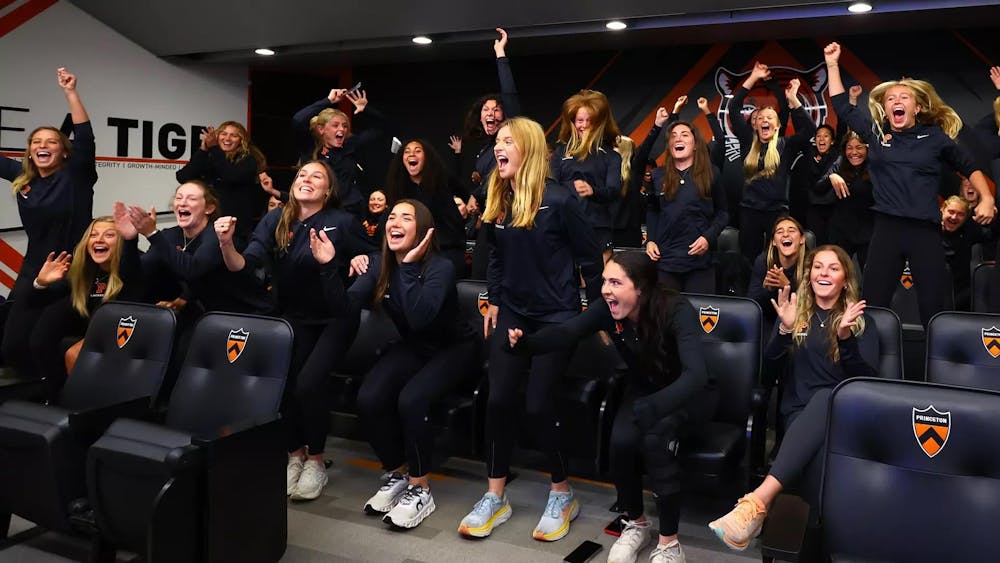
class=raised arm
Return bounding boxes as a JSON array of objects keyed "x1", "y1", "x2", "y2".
[
  {"x1": 57, "y1": 68, "x2": 89, "y2": 124},
  {"x1": 494, "y1": 28, "x2": 521, "y2": 118}
]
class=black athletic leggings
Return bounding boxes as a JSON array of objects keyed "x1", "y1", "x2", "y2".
[
  {"x1": 658, "y1": 267, "x2": 716, "y2": 294},
  {"x1": 862, "y1": 213, "x2": 947, "y2": 327},
  {"x1": 2, "y1": 275, "x2": 55, "y2": 377},
  {"x1": 28, "y1": 294, "x2": 88, "y2": 394},
  {"x1": 356, "y1": 338, "x2": 476, "y2": 478},
  {"x1": 285, "y1": 316, "x2": 357, "y2": 454},
  {"x1": 485, "y1": 307, "x2": 577, "y2": 483},
  {"x1": 739, "y1": 207, "x2": 783, "y2": 264},
  {"x1": 610, "y1": 388, "x2": 716, "y2": 536},
  {"x1": 770, "y1": 388, "x2": 831, "y2": 515}
]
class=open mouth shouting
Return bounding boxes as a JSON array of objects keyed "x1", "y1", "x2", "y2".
[
  {"x1": 387, "y1": 227, "x2": 407, "y2": 250},
  {"x1": 483, "y1": 118, "x2": 498, "y2": 136}
]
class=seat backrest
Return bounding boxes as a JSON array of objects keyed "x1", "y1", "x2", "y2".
[
  {"x1": 457, "y1": 279, "x2": 490, "y2": 345},
  {"x1": 803, "y1": 229, "x2": 816, "y2": 251},
  {"x1": 60, "y1": 302, "x2": 176, "y2": 411},
  {"x1": 890, "y1": 262, "x2": 955, "y2": 326},
  {"x1": 165, "y1": 312, "x2": 293, "y2": 435},
  {"x1": 822, "y1": 378, "x2": 1000, "y2": 561},
  {"x1": 971, "y1": 262, "x2": 994, "y2": 313},
  {"x1": 680, "y1": 293, "x2": 762, "y2": 426},
  {"x1": 925, "y1": 311, "x2": 1000, "y2": 392},
  {"x1": 717, "y1": 226, "x2": 739, "y2": 254},
  {"x1": 864, "y1": 306, "x2": 903, "y2": 380},
  {"x1": 338, "y1": 308, "x2": 400, "y2": 375}
]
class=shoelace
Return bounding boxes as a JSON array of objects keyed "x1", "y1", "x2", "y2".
[
  {"x1": 543, "y1": 493, "x2": 569, "y2": 518},
  {"x1": 380, "y1": 472, "x2": 405, "y2": 491},
  {"x1": 618, "y1": 520, "x2": 650, "y2": 548},
  {"x1": 732, "y1": 497, "x2": 762, "y2": 528},
  {"x1": 397, "y1": 486, "x2": 423, "y2": 506},
  {"x1": 473, "y1": 494, "x2": 498, "y2": 514},
  {"x1": 650, "y1": 541, "x2": 681, "y2": 560}
]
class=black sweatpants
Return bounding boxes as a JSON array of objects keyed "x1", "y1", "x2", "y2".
[
  {"x1": 610, "y1": 388, "x2": 716, "y2": 536},
  {"x1": 485, "y1": 307, "x2": 577, "y2": 483},
  {"x1": 28, "y1": 294, "x2": 88, "y2": 394},
  {"x1": 2, "y1": 275, "x2": 56, "y2": 377},
  {"x1": 658, "y1": 267, "x2": 716, "y2": 294},
  {"x1": 285, "y1": 316, "x2": 358, "y2": 454},
  {"x1": 356, "y1": 338, "x2": 476, "y2": 478},
  {"x1": 862, "y1": 214, "x2": 946, "y2": 327},
  {"x1": 739, "y1": 207, "x2": 783, "y2": 265},
  {"x1": 770, "y1": 388, "x2": 831, "y2": 514}
]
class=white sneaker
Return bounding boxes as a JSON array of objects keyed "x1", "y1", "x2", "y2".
[
  {"x1": 286, "y1": 456, "x2": 304, "y2": 496},
  {"x1": 608, "y1": 519, "x2": 652, "y2": 563},
  {"x1": 364, "y1": 472, "x2": 409, "y2": 514},
  {"x1": 383, "y1": 485, "x2": 436, "y2": 528},
  {"x1": 290, "y1": 459, "x2": 328, "y2": 501},
  {"x1": 649, "y1": 540, "x2": 685, "y2": 563}
]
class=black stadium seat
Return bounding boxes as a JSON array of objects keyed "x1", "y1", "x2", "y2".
[
  {"x1": 865, "y1": 306, "x2": 903, "y2": 380},
  {"x1": 972, "y1": 261, "x2": 995, "y2": 313},
  {"x1": 679, "y1": 293, "x2": 763, "y2": 485},
  {"x1": 86, "y1": 312, "x2": 292, "y2": 563},
  {"x1": 925, "y1": 311, "x2": 1000, "y2": 392},
  {"x1": 0, "y1": 302, "x2": 175, "y2": 541},
  {"x1": 763, "y1": 378, "x2": 1000, "y2": 561}
]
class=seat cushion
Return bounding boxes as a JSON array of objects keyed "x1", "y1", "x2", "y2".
[
  {"x1": 91, "y1": 418, "x2": 193, "y2": 467},
  {"x1": 0, "y1": 400, "x2": 71, "y2": 446},
  {"x1": 680, "y1": 422, "x2": 744, "y2": 475}
]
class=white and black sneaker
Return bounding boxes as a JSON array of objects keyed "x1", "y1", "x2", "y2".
[
  {"x1": 364, "y1": 471, "x2": 409, "y2": 514},
  {"x1": 383, "y1": 485, "x2": 435, "y2": 529}
]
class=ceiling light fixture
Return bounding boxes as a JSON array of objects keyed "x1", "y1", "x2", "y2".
[
  {"x1": 848, "y1": 2, "x2": 873, "y2": 13},
  {"x1": 254, "y1": 48, "x2": 276, "y2": 56},
  {"x1": 412, "y1": 36, "x2": 433, "y2": 45},
  {"x1": 606, "y1": 20, "x2": 627, "y2": 30}
]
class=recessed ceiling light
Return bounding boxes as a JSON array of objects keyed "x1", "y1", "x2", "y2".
[
  {"x1": 254, "y1": 48, "x2": 276, "y2": 56},
  {"x1": 606, "y1": 20, "x2": 627, "y2": 31},
  {"x1": 412, "y1": 36, "x2": 433, "y2": 45},
  {"x1": 848, "y1": 2, "x2": 873, "y2": 13}
]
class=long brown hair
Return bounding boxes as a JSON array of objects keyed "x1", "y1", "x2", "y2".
[
  {"x1": 68, "y1": 217, "x2": 125, "y2": 318},
  {"x1": 216, "y1": 121, "x2": 266, "y2": 173},
  {"x1": 556, "y1": 90, "x2": 621, "y2": 161},
  {"x1": 275, "y1": 161, "x2": 339, "y2": 251},
  {"x1": 792, "y1": 245, "x2": 865, "y2": 362},
  {"x1": 374, "y1": 200, "x2": 437, "y2": 307},
  {"x1": 661, "y1": 121, "x2": 714, "y2": 201},
  {"x1": 766, "y1": 216, "x2": 807, "y2": 285},
  {"x1": 11, "y1": 126, "x2": 72, "y2": 195}
]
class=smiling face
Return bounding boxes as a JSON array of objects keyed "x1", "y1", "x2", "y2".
[
  {"x1": 960, "y1": 175, "x2": 979, "y2": 206},
  {"x1": 494, "y1": 125, "x2": 522, "y2": 181},
  {"x1": 216, "y1": 125, "x2": 243, "y2": 154},
  {"x1": 320, "y1": 115, "x2": 350, "y2": 148},
  {"x1": 574, "y1": 107, "x2": 592, "y2": 136},
  {"x1": 602, "y1": 260, "x2": 640, "y2": 322},
  {"x1": 28, "y1": 127, "x2": 69, "y2": 176},
  {"x1": 292, "y1": 162, "x2": 331, "y2": 205},
  {"x1": 403, "y1": 142, "x2": 425, "y2": 179},
  {"x1": 88, "y1": 221, "x2": 118, "y2": 266},
  {"x1": 369, "y1": 190, "x2": 386, "y2": 214},
  {"x1": 756, "y1": 108, "x2": 779, "y2": 143},
  {"x1": 772, "y1": 219, "x2": 803, "y2": 258},
  {"x1": 480, "y1": 99, "x2": 503, "y2": 136},
  {"x1": 844, "y1": 137, "x2": 868, "y2": 167},
  {"x1": 385, "y1": 202, "x2": 418, "y2": 254},
  {"x1": 173, "y1": 182, "x2": 214, "y2": 232},
  {"x1": 668, "y1": 123, "x2": 696, "y2": 164},
  {"x1": 942, "y1": 201, "x2": 968, "y2": 232},
  {"x1": 810, "y1": 249, "x2": 846, "y2": 305},
  {"x1": 814, "y1": 127, "x2": 834, "y2": 155},
  {"x1": 883, "y1": 84, "x2": 921, "y2": 131}
]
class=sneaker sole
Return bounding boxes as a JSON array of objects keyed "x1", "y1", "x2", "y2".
[
  {"x1": 532, "y1": 499, "x2": 579, "y2": 542},
  {"x1": 383, "y1": 498, "x2": 436, "y2": 529},
  {"x1": 364, "y1": 493, "x2": 404, "y2": 514},
  {"x1": 290, "y1": 476, "x2": 329, "y2": 501},
  {"x1": 707, "y1": 521, "x2": 751, "y2": 551},
  {"x1": 458, "y1": 503, "x2": 512, "y2": 537}
]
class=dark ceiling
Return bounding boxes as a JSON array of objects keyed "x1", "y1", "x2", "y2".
[{"x1": 68, "y1": 0, "x2": 1000, "y2": 67}]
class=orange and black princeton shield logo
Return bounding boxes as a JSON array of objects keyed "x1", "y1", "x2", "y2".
[
  {"x1": 913, "y1": 405, "x2": 950, "y2": 458},
  {"x1": 900, "y1": 264, "x2": 913, "y2": 290},
  {"x1": 477, "y1": 291, "x2": 489, "y2": 317},
  {"x1": 699, "y1": 306, "x2": 720, "y2": 334},
  {"x1": 983, "y1": 326, "x2": 1000, "y2": 359},
  {"x1": 227, "y1": 328, "x2": 250, "y2": 363},
  {"x1": 117, "y1": 316, "x2": 137, "y2": 348}
]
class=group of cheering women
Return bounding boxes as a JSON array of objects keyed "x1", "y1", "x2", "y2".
[{"x1": 2, "y1": 31, "x2": 1000, "y2": 563}]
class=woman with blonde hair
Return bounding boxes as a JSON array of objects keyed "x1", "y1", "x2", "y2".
[
  {"x1": 726, "y1": 63, "x2": 816, "y2": 263},
  {"x1": 824, "y1": 42, "x2": 995, "y2": 326},
  {"x1": 0, "y1": 68, "x2": 96, "y2": 374},
  {"x1": 22, "y1": 207, "x2": 143, "y2": 394},
  {"x1": 292, "y1": 86, "x2": 380, "y2": 216},
  {"x1": 710, "y1": 245, "x2": 879, "y2": 551},
  {"x1": 176, "y1": 120, "x2": 267, "y2": 249},
  {"x1": 458, "y1": 117, "x2": 602, "y2": 541},
  {"x1": 551, "y1": 89, "x2": 623, "y2": 257}
]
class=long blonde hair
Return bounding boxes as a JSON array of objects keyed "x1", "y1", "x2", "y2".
[
  {"x1": 482, "y1": 117, "x2": 549, "y2": 229},
  {"x1": 869, "y1": 79, "x2": 963, "y2": 140},
  {"x1": 792, "y1": 245, "x2": 865, "y2": 362},
  {"x1": 766, "y1": 216, "x2": 807, "y2": 288},
  {"x1": 309, "y1": 108, "x2": 351, "y2": 159},
  {"x1": 993, "y1": 96, "x2": 1000, "y2": 131},
  {"x1": 216, "y1": 121, "x2": 266, "y2": 173},
  {"x1": 69, "y1": 217, "x2": 125, "y2": 318},
  {"x1": 616, "y1": 135, "x2": 634, "y2": 196},
  {"x1": 275, "y1": 161, "x2": 339, "y2": 251},
  {"x1": 557, "y1": 90, "x2": 621, "y2": 161},
  {"x1": 11, "y1": 126, "x2": 72, "y2": 195},
  {"x1": 743, "y1": 107, "x2": 781, "y2": 181}
]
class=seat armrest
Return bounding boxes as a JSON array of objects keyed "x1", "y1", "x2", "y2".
[
  {"x1": 192, "y1": 415, "x2": 282, "y2": 446},
  {"x1": 68, "y1": 396, "x2": 153, "y2": 441},
  {"x1": 760, "y1": 494, "x2": 811, "y2": 562}
]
